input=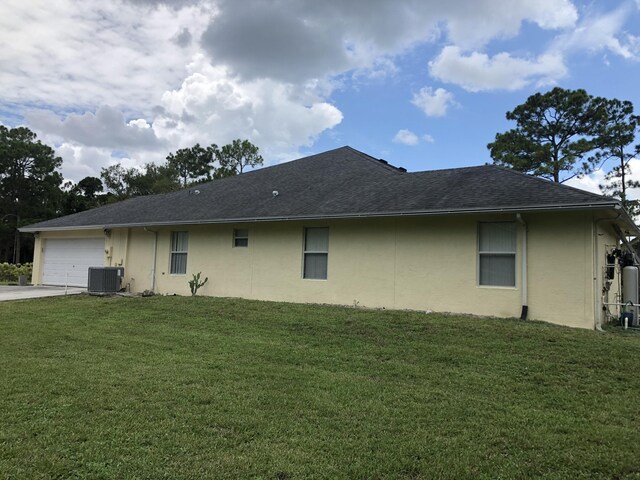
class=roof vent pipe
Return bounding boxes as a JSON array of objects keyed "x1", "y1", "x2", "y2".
[{"x1": 516, "y1": 213, "x2": 528, "y2": 320}]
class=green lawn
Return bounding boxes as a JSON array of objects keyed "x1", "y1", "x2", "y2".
[{"x1": 1, "y1": 296, "x2": 639, "y2": 479}]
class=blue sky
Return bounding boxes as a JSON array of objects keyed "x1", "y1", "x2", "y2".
[{"x1": 1, "y1": 0, "x2": 639, "y2": 195}]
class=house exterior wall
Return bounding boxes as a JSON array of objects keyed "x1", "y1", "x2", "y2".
[{"x1": 95, "y1": 211, "x2": 606, "y2": 329}]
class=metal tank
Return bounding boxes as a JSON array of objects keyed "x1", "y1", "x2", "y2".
[{"x1": 622, "y1": 266, "x2": 639, "y2": 327}]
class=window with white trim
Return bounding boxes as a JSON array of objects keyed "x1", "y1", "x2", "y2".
[
  {"x1": 233, "y1": 228, "x2": 249, "y2": 247},
  {"x1": 170, "y1": 231, "x2": 188, "y2": 274},
  {"x1": 478, "y1": 222, "x2": 516, "y2": 287},
  {"x1": 303, "y1": 227, "x2": 328, "y2": 279}
]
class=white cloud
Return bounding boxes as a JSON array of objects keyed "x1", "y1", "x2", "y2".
[
  {"x1": 27, "y1": 54, "x2": 344, "y2": 181},
  {"x1": 0, "y1": 0, "x2": 212, "y2": 114},
  {"x1": 154, "y1": 54, "x2": 343, "y2": 159},
  {"x1": 626, "y1": 159, "x2": 640, "y2": 201},
  {"x1": 393, "y1": 129, "x2": 434, "y2": 146},
  {"x1": 55, "y1": 144, "x2": 124, "y2": 182},
  {"x1": 442, "y1": 0, "x2": 577, "y2": 49},
  {"x1": 25, "y1": 106, "x2": 164, "y2": 151},
  {"x1": 564, "y1": 169, "x2": 605, "y2": 195},
  {"x1": 411, "y1": 87, "x2": 456, "y2": 117},
  {"x1": 565, "y1": 159, "x2": 640, "y2": 201},
  {"x1": 551, "y1": 5, "x2": 639, "y2": 60},
  {"x1": 393, "y1": 129, "x2": 420, "y2": 146},
  {"x1": 597, "y1": 158, "x2": 640, "y2": 201},
  {"x1": 429, "y1": 46, "x2": 567, "y2": 92}
]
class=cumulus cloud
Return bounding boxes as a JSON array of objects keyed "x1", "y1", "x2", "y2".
[
  {"x1": 551, "y1": 4, "x2": 640, "y2": 60},
  {"x1": 0, "y1": 0, "x2": 211, "y2": 113},
  {"x1": 412, "y1": 87, "x2": 456, "y2": 117},
  {"x1": 200, "y1": 0, "x2": 579, "y2": 82},
  {"x1": 393, "y1": 129, "x2": 434, "y2": 146},
  {"x1": 429, "y1": 46, "x2": 567, "y2": 92},
  {"x1": 54, "y1": 144, "x2": 136, "y2": 183},
  {"x1": 154, "y1": 55, "x2": 343, "y2": 159},
  {"x1": 564, "y1": 158, "x2": 640, "y2": 202},
  {"x1": 393, "y1": 129, "x2": 420, "y2": 146},
  {"x1": 442, "y1": 0, "x2": 577, "y2": 48},
  {"x1": 564, "y1": 169, "x2": 606, "y2": 195},
  {"x1": 25, "y1": 106, "x2": 164, "y2": 151}
]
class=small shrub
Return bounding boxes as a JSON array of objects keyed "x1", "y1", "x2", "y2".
[
  {"x1": 0, "y1": 263, "x2": 32, "y2": 283},
  {"x1": 188, "y1": 272, "x2": 208, "y2": 296}
]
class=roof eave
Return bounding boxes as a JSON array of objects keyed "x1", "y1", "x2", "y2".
[{"x1": 19, "y1": 201, "x2": 626, "y2": 232}]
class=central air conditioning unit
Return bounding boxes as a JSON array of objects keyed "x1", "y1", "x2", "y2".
[{"x1": 88, "y1": 267, "x2": 124, "y2": 293}]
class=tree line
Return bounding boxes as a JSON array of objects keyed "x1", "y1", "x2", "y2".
[
  {"x1": 99, "y1": 139, "x2": 263, "y2": 201},
  {"x1": 0, "y1": 130, "x2": 263, "y2": 263}
]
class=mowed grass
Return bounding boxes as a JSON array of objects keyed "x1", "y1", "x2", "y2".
[{"x1": 1, "y1": 296, "x2": 639, "y2": 479}]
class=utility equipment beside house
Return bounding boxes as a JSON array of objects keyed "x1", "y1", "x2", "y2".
[{"x1": 88, "y1": 267, "x2": 124, "y2": 294}]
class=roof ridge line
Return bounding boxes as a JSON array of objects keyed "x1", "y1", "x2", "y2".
[
  {"x1": 409, "y1": 164, "x2": 489, "y2": 175},
  {"x1": 341, "y1": 145, "x2": 407, "y2": 173}
]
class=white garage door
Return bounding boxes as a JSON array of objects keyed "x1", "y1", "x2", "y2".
[{"x1": 42, "y1": 238, "x2": 105, "y2": 287}]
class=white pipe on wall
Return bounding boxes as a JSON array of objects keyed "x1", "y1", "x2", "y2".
[
  {"x1": 144, "y1": 227, "x2": 158, "y2": 292},
  {"x1": 516, "y1": 213, "x2": 528, "y2": 319}
]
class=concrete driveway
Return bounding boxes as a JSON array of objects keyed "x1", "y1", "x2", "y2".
[{"x1": 0, "y1": 285, "x2": 86, "y2": 301}]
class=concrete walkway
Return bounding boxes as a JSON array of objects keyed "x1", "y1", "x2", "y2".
[{"x1": 0, "y1": 285, "x2": 86, "y2": 301}]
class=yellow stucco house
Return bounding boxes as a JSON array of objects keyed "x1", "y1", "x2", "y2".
[{"x1": 21, "y1": 146, "x2": 639, "y2": 329}]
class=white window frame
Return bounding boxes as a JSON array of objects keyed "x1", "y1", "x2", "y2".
[
  {"x1": 303, "y1": 227, "x2": 329, "y2": 280},
  {"x1": 478, "y1": 222, "x2": 516, "y2": 288},
  {"x1": 233, "y1": 228, "x2": 249, "y2": 248},
  {"x1": 170, "y1": 231, "x2": 188, "y2": 275}
]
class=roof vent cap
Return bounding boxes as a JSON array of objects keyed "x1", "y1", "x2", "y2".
[{"x1": 272, "y1": 190, "x2": 279, "y2": 197}]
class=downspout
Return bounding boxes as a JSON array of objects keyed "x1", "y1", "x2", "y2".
[
  {"x1": 593, "y1": 211, "x2": 621, "y2": 332},
  {"x1": 144, "y1": 227, "x2": 158, "y2": 292},
  {"x1": 516, "y1": 214, "x2": 528, "y2": 320}
]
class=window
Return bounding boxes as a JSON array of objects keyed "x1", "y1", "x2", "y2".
[
  {"x1": 170, "y1": 231, "x2": 188, "y2": 274},
  {"x1": 303, "y1": 227, "x2": 328, "y2": 279},
  {"x1": 478, "y1": 222, "x2": 516, "y2": 287},
  {"x1": 233, "y1": 228, "x2": 249, "y2": 247}
]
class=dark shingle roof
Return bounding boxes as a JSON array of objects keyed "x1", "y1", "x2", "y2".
[{"x1": 22, "y1": 146, "x2": 624, "y2": 231}]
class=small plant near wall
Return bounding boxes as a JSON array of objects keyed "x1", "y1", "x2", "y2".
[{"x1": 188, "y1": 272, "x2": 208, "y2": 296}]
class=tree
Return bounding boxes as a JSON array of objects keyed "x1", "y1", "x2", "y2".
[
  {"x1": 126, "y1": 163, "x2": 180, "y2": 197},
  {"x1": 100, "y1": 163, "x2": 180, "y2": 201},
  {"x1": 213, "y1": 139, "x2": 264, "y2": 176},
  {"x1": 488, "y1": 88, "x2": 608, "y2": 182},
  {"x1": 596, "y1": 99, "x2": 640, "y2": 216},
  {"x1": 0, "y1": 126, "x2": 64, "y2": 262},
  {"x1": 62, "y1": 176, "x2": 105, "y2": 215},
  {"x1": 166, "y1": 144, "x2": 213, "y2": 187},
  {"x1": 100, "y1": 164, "x2": 129, "y2": 199},
  {"x1": 75, "y1": 176, "x2": 103, "y2": 199}
]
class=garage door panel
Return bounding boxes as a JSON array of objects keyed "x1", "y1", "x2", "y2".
[{"x1": 42, "y1": 238, "x2": 105, "y2": 287}]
